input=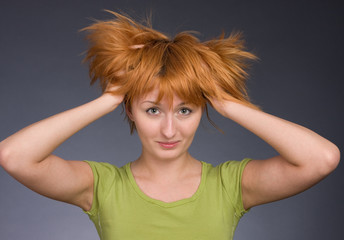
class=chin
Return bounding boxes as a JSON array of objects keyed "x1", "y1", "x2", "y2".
[
  {"x1": 142, "y1": 142, "x2": 190, "y2": 161},
  {"x1": 155, "y1": 149, "x2": 188, "y2": 161}
]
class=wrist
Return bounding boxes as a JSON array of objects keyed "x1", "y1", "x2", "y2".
[
  {"x1": 98, "y1": 93, "x2": 123, "y2": 112},
  {"x1": 212, "y1": 99, "x2": 236, "y2": 119}
]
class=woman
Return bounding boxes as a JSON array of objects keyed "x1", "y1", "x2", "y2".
[{"x1": 0, "y1": 11, "x2": 340, "y2": 240}]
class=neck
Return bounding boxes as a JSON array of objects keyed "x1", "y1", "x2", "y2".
[{"x1": 131, "y1": 151, "x2": 199, "y2": 182}]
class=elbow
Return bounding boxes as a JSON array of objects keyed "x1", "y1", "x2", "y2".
[
  {"x1": 0, "y1": 144, "x2": 10, "y2": 169},
  {"x1": 0, "y1": 144, "x2": 19, "y2": 174},
  {"x1": 319, "y1": 143, "x2": 340, "y2": 176}
]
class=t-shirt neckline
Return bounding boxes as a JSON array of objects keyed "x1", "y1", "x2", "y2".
[{"x1": 125, "y1": 161, "x2": 207, "y2": 208}]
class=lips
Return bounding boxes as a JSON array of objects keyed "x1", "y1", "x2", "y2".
[{"x1": 157, "y1": 141, "x2": 180, "y2": 149}]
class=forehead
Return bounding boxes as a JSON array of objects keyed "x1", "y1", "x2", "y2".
[
  {"x1": 139, "y1": 87, "x2": 160, "y2": 100},
  {"x1": 136, "y1": 87, "x2": 176, "y2": 102},
  {"x1": 128, "y1": 78, "x2": 206, "y2": 109},
  {"x1": 136, "y1": 87, "x2": 184, "y2": 104}
]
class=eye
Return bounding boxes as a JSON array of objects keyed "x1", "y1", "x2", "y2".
[
  {"x1": 179, "y1": 108, "x2": 192, "y2": 115},
  {"x1": 146, "y1": 107, "x2": 160, "y2": 115}
]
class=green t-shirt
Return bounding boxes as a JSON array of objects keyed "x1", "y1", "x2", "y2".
[{"x1": 84, "y1": 158, "x2": 251, "y2": 240}]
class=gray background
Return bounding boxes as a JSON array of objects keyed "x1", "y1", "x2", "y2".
[{"x1": 0, "y1": 0, "x2": 343, "y2": 239}]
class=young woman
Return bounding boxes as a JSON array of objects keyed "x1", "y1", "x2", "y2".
[{"x1": 0, "y1": 11, "x2": 340, "y2": 240}]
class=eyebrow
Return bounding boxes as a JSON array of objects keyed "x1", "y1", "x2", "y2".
[{"x1": 142, "y1": 101, "x2": 187, "y2": 107}]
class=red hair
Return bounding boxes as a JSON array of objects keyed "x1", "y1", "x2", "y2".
[{"x1": 82, "y1": 10, "x2": 259, "y2": 133}]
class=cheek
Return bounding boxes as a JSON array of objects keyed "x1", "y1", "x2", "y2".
[
  {"x1": 180, "y1": 116, "x2": 202, "y2": 137},
  {"x1": 135, "y1": 121, "x2": 148, "y2": 136},
  {"x1": 134, "y1": 117, "x2": 158, "y2": 139}
]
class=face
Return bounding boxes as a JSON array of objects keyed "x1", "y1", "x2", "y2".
[{"x1": 129, "y1": 88, "x2": 203, "y2": 161}]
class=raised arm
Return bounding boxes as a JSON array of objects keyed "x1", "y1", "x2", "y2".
[
  {"x1": 0, "y1": 91, "x2": 123, "y2": 211},
  {"x1": 211, "y1": 99, "x2": 340, "y2": 210}
]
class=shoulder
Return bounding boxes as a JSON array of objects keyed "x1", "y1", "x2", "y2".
[
  {"x1": 84, "y1": 160, "x2": 121, "y2": 170},
  {"x1": 202, "y1": 158, "x2": 252, "y2": 185},
  {"x1": 211, "y1": 158, "x2": 252, "y2": 197},
  {"x1": 83, "y1": 161, "x2": 128, "y2": 215},
  {"x1": 202, "y1": 159, "x2": 252, "y2": 216},
  {"x1": 83, "y1": 160, "x2": 126, "y2": 179},
  {"x1": 211, "y1": 158, "x2": 252, "y2": 173}
]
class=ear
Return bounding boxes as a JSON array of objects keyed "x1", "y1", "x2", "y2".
[{"x1": 125, "y1": 102, "x2": 134, "y2": 121}]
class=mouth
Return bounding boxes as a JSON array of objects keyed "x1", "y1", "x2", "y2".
[{"x1": 157, "y1": 141, "x2": 180, "y2": 149}]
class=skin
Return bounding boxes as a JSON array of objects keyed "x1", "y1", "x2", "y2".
[
  {"x1": 0, "y1": 92, "x2": 123, "y2": 211},
  {"x1": 128, "y1": 88, "x2": 204, "y2": 202},
  {"x1": 210, "y1": 97, "x2": 340, "y2": 209},
  {"x1": 0, "y1": 86, "x2": 340, "y2": 212}
]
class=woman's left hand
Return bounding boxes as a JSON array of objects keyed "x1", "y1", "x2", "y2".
[{"x1": 208, "y1": 98, "x2": 230, "y2": 118}]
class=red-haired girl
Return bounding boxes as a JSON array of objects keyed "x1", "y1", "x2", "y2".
[{"x1": 0, "y1": 11, "x2": 339, "y2": 240}]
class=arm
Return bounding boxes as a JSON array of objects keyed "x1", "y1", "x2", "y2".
[
  {"x1": 211, "y1": 100, "x2": 340, "y2": 210},
  {"x1": 0, "y1": 92, "x2": 123, "y2": 211}
]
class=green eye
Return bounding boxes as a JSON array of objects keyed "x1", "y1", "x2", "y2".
[
  {"x1": 146, "y1": 108, "x2": 160, "y2": 115},
  {"x1": 179, "y1": 108, "x2": 192, "y2": 115}
]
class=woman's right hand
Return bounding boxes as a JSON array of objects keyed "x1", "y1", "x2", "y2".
[{"x1": 102, "y1": 83, "x2": 125, "y2": 108}]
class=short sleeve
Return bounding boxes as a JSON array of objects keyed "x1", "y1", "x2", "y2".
[
  {"x1": 83, "y1": 161, "x2": 117, "y2": 217},
  {"x1": 219, "y1": 158, "x2": 252, "y2": 218}
]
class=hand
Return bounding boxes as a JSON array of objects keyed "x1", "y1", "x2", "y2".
[
  {"x1": 102, "y1": 83, "x2": 125, "y2": 107},
  {"x1": 208, "y1": 97, "x2": 232, "y2": 119},
  {"x1": 129, "y1": 44, "x2": 144, "y2": 49}
]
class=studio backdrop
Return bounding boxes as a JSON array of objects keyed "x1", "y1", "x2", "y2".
[{"x1": 0, "y1": 0, "x2": 343, "y2": 239}]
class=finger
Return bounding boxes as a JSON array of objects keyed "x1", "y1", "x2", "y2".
[
  {"x1": 115, "y1": 70, "x2": 126, "y2": 77},
  {"x1": 129, "y1": 44, "x2": 144, "y2": 49}
]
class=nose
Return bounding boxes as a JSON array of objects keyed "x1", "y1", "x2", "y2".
[{"x1": 161, "y1": 114, "x2": 176, "y2": 139}]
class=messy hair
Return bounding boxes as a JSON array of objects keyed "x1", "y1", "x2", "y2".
[{"x1": 81, "y1": 10, "x2": 259, "y2": 133}]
